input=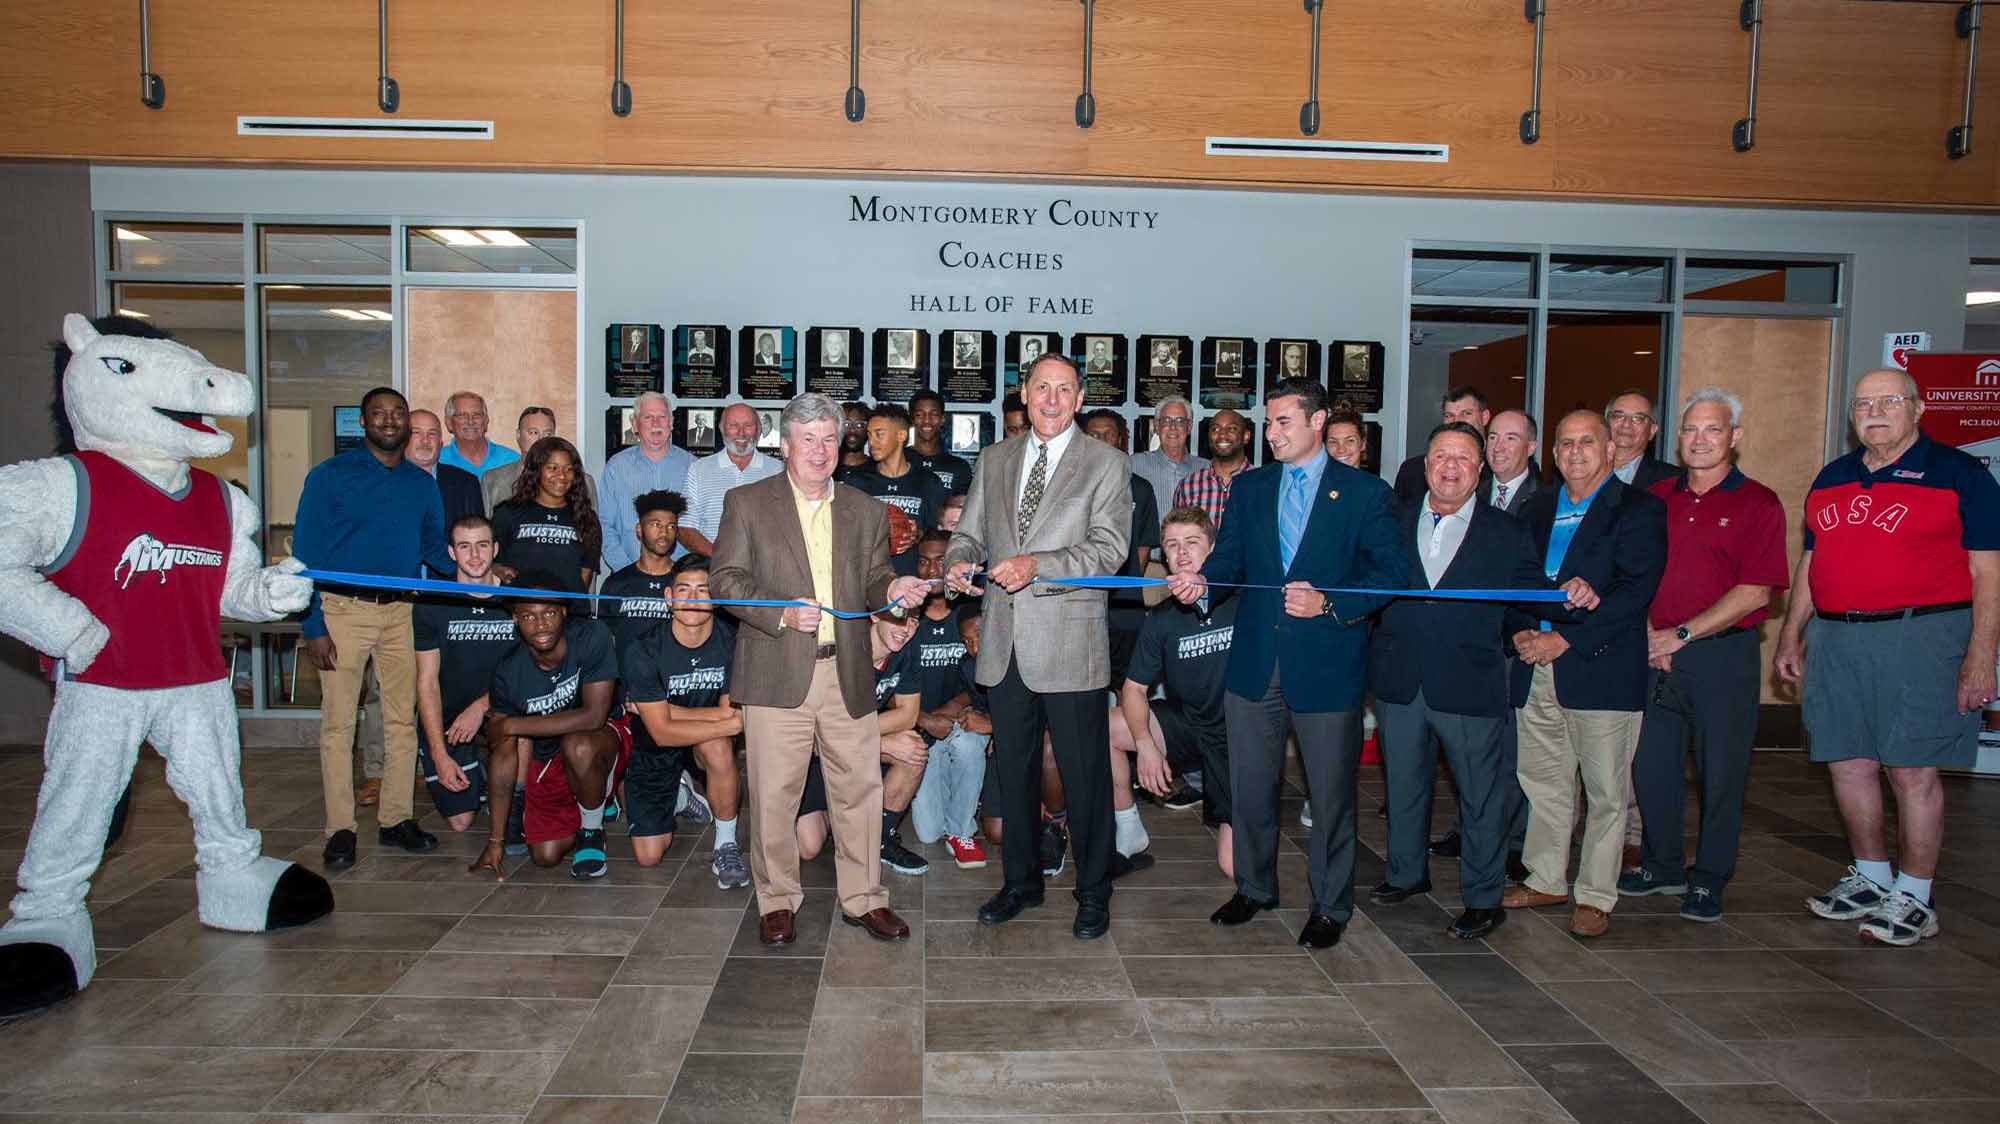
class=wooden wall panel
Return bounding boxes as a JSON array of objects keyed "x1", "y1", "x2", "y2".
[{"x1": 0, "y1": 1, "x2": 1993, "y2": 209}]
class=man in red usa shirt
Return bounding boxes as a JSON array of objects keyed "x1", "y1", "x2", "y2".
[{"x1": 1775, "y1": 368, "x2": 2000, "y2": 947}]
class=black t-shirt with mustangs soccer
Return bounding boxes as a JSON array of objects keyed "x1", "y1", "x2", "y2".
[
  {"x1": 412, "y1": 595, "x2": 518, "y2": 754},
  {"x1": 492, "y1": 499, "x2": 591, "y2": 587},
  {"x1": 488, "y1": 617, "x2": 619, "y2": 762}
]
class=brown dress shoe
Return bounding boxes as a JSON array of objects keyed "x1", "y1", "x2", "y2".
[
  {"x1": 356, "y1": 777, "x2": 382, "y2": 807},
  {"x1": 759, "y1": 909, "x2": 796, "y2": 945},
  {"x1": 842, "y1": 907, "x2": 912, "y2": 941},
  {"x1": 1569, "y1": 904, "x2": 1611, "y2": 938},
  {"x1": 1501, "y1": 885, "x2": 1568, "y2": 909}
]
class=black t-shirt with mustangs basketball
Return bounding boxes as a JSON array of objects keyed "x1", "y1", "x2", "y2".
[
  {"x1": 412, "y1": 595, "x2": 518, "y2": 754},
  {"x1": 488, "y1": 617, "x2": 619, "y2": 762}
]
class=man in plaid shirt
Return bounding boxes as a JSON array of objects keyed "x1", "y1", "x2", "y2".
[{"x1": 1171, "y1": 409, "x2": 1252, "y2": 528}]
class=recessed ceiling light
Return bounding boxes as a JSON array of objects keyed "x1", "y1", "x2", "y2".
[
  {"x1": 1968, "y1": 291, "x2": 2000, "y2": 306},
  {"x1": 1633, "y1": 350, "x2": 1654, "y2": 355},
  {"x1": 424, "y1": 228, "x2": 485, "y2": 247},
  {"x1": 474, "y1": 229, "x2": 528, "y2": 247},
  {"x1": 1461, "y1": 345, "x2": 1480, "y2": 351},
  {"x1": 114, "y1": 227, "x2": 151, "y2": 242},
  {"x1": 115, "y1": 307, "x2": 150, "y2": 319},
  {"x1": 1511, "y1": 375, "x2": 1525, "y2": 380}
]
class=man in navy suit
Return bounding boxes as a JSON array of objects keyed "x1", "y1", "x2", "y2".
[
  {"x1": 1169, "y1": 377, "x2": 1407, "y2": 949},
  {"x1": 1371, "y1": 422, "x2": 1552, "y2": 940},
  {"x1": 1501, "y1": 410, "x2": 1666, "y2": 939}
]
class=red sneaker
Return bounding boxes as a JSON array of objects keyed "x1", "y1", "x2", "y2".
[{"x1": 945, "y1": 834, "x2": 988, "y2": 869}]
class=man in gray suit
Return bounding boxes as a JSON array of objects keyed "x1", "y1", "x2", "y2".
[{"x1": 945, "y1": 354, "x2": 1133, "y2": 939}]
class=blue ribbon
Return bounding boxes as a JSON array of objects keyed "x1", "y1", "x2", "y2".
[{"x1": 302, "y1": 567, "x2": 1570, "y2": 615}]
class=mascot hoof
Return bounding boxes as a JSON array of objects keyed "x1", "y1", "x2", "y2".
[
  {"x1": 266, "y1": 863, "x2": 334, "y2": 930},
  {"x1": 0, "y1": 942, "x2": 81, "y2": 1018}
]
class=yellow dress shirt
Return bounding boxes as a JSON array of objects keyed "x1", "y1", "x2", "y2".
[{"x1": 788, "y1": 476, "x2": 837, "y2": 644}]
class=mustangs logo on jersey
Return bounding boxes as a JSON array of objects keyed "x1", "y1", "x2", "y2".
[{"x1": 113, "y1": 532, "x2": 224, "y2": 589}]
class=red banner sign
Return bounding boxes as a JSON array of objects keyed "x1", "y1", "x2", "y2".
[{"x1": 1907, "y1": 352, "x2": 2000, "y2": 476}]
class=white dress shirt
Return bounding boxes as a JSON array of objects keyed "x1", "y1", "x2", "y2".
[
  {"x1": 683, "y1": 447, "x2": 783, "y2": 542},
  {"x1": 1016, "y1": 422, "x2": 1078, "y2": 513},
  {"x1": 1613, "y1": 457, "x2": 1640, "y2": 485},
  {"x1": 1418, "y1": 494, "x2": 1474, "y2": 588},
  {"x1": 1490, "y1": 469, "x2": 1530, "y2": 509}
]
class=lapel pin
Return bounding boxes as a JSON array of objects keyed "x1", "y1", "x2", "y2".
[{"x1": 1327, "y1": 489, "x2": 1339, "y2": 501}]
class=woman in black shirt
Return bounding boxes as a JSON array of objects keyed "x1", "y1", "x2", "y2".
[{"x1": 492, "y1": 436, "x2": 601, "y2": 592}]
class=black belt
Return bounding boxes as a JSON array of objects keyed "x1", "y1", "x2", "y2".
[
  {"x1": 1817, "y1": 601, "x2": 1971, "y2": 624},
  {"x1": 814, "y1": 643, "x2": 838, "y2": 661},
  {"x1": 330, "y1": 589, "x2": 405, "y2": 605}
]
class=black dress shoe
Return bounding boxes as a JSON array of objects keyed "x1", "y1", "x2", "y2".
[
  {"x1": 1506, "y1": 851, "x2": 1531, "y2": 885},
  {"x1": 1298, "y1": 912, "x2": 1344, "y2": 949},
  {"x1": 1108, "y1": 852, "x2": 1156, "y2": 881},
  {"x1": 1428, "y1": 831, "x2": 1462, "y2": 858},
  {"x1": 378, "y1": 818, "x2": 439, "y2": 853},
  {"x1": 1074, "y1": 900, "x2": 1110, "y2": 940},
  {"x1": 1209, "y1": 893, "x2": 1276, "y2": 926},
  {"x1": 1368, "y1": 878, "x2": 1434, "y2": 905},
  {"x1": 322, "y1": 829, "x2": 357, "y2": 870},
  {"x1": 976, "y1": 887, "x2": 1045, "y2": 925},
  {"x1": 1450, "y1": 907, "x2": 1506, "y2": 940}
]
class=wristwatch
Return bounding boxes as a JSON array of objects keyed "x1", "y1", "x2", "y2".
[
  {"x1": 1674, "y1": 625, "x2": 1692, "y2": 643},
  {"x1": 1319, "y1": 595, "x2": 1339, "y2": 621}
]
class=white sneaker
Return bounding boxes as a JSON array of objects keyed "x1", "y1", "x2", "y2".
[
  {"x1": 1807, "y1": 865, "x2": 1891, "y2": 921},
  {"x1": 1857, "y1": 889, "x2": 1940, "y2": 947}
]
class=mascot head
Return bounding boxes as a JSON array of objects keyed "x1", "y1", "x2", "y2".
[{"x1": 53, "y1": 312, "x2": 253, "y2": 464}]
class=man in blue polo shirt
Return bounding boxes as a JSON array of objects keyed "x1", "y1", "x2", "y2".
[{"x1": 1776, "y1": 369, "x2": 2000, "y2": 947}]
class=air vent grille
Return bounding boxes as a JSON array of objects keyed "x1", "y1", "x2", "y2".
[
  {"x1": 237, "y1": 116, "x2": 494, "y2": 141},
  {"x1": 1205, "y1": 136, "x2": 1448, "y2": 163}
]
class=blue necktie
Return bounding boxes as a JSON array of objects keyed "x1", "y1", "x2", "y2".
[{"x1": 1279, "y1": 466, "x2": 1309, "y2": 571}]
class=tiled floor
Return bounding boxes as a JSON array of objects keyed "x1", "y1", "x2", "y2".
[{"x1": 2, "y1": 744, "x2": 1999, "y2": 1123}]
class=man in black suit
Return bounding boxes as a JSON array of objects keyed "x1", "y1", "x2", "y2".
[
  {"x1": 1606, "y1": 389, "x2": 1678, "y2": 491},
  {"x1": 1371, "y1": 422, "x2": 1550, "y2": 940},
  {"x1": 408, "y1": 409, "x2": 484, "y2": 530},
  {"x1": 1501, "y1": 410, "x2": 1666, "y2": 939},
  {"x1": 1394, "y1": 385, "x2": 1492, "y2": 506}
]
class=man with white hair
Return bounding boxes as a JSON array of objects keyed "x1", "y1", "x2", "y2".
[
  {"x1": 1132, "y1": 396, "x2": 1208, "y2": 511},
  {"x1": 602, "y1": 391, "x2": 696, "y2": 571},
  {"x1": 1620, "y1": 387, "x2": 1789, "y2": 923},
  {"x1": 439, "y1": 391, "x2": 518, "y2": 476},
  {"x1": 1776, "y1": 369, "x2": 2000, "y2": 946},
  {"x1": 680, "y1": 402, "x2": 783, "y2": 555}
]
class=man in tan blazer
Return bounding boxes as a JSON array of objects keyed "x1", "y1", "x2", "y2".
[
  {"x1": 711, "y1": 393, "x2": 929, "y2": 946},
  {"x1": 945, "y1": 354, "x2": 1134, "y2": 940}
]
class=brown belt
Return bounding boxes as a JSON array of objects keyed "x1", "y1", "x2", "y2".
[{"x1": 814, "y1": 643, "x2": 838, "y2": 661}]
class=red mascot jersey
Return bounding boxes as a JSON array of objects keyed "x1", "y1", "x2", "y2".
[{"x1": 41, "y1": 450, "x2": 232, "y2": 689}]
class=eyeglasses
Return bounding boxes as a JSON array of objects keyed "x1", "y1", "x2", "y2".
[
  {"x1": 1155, "y1": 418, "x2": 1191, "y2": 429},
  {"x1": 1606, "y1": 410, "x2": 1655, "y2": 425},
  {"x1": 1851, "y1": 394, "x2": 1913, "y2": 414}
]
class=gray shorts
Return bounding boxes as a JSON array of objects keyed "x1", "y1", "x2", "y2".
[{"x1": 1803, "y1": 609, "x2": 1978, "y2": 769}]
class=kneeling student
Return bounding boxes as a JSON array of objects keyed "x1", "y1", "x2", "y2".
[
  {"x1": 414, "y1": 515, "x2": 518, "y2": 832},
  {"x1": 623, "y1": 554, "x2": 748, "y2": 884},
  {"x1": 472, "y1": 571, "x2": 630, "y2": 881}
]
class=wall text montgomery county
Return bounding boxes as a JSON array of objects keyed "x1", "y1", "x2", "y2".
[{"x1": 848, "y1": 193, "x2": 1163, "y2": 318}]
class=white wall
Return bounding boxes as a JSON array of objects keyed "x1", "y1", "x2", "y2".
[{"x1": 91, "y1": 167, "x2": 1973, "y2": 477}]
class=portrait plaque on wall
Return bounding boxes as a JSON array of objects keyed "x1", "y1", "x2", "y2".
[
  {"x1": 1331, "y1": 340, "x2": 1386, "y2": 413},
  {"x1": 1070, "y1": 332, "x2": 1128, "y2": 407},
  {"x1": 1264, "y1": 337, "x2": 1323, "y2": 398},
  {"x1": 675, "y1": 406, "x2": 719, "y2": 455},
  {"x1": 1135, "y1": 334, "x2": 1194, "y2": 407},
  {"x1": 605, "y1": 323, "x2": 664, "y2": 398},
  {"x1": 672, "y1": 324, "x2": 730, "y2": 399},
  {"x1": 871, "y1": 328, "x2": 932, "y2": 401},
  {"x1": 947, "y1": 411, "x2": 995, "y2": 457},
  {"x1": 1199, "y1": 336, "x2": 1259, "y2": 410},
  {"x1": 805, "y1": 326, "x2": 863, "y2": 400},
  {"x1": 755, "y1": 408, "x2": 784, "y2": 451},
  {"x1": 1005, "y1": 330, "x2": 1061, "y2": 394},
  {"x1": 938, "y1": 328, "x2": 997, "y2": 404},
  {"x1": 737, "y1": 325, "x2": 799, "y2": 401},
  {"x1": 606, "y1": 406, "x2": 637, "y2": 458}
]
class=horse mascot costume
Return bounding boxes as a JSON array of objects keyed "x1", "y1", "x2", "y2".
[{"x1": 0, "y1": 313, "x2": 333, "y2": 1015}]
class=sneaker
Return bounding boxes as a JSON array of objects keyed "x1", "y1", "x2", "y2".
[
  {"x1": 945, "y1": 834, "x2": 988, "y2": 869},
  {"x1": 504, "y1": 790, "x2": 528, "y2": 857},
  {"x1": 1040, "y1": 819, "x2": 1069, "y2": 878},
  {"x1": 1807, "y1": 865, "x2": 1892, "y2": 921},
  {"x1": 603, "y1": 796, "x2": 620, "y2": 825},
  {"x1": 1115, "y1": 814, "x2": 1151, "y2": 858},
  {"x1": 1680, "y1": 885, "x2": 1723, "y2": 923},
  {"x1": 1161, "y1": 784, "x2": 1202, "y2": 811},
  {"x1": 570, "y1": 828, "x2": 608, "y2": 880},
  {"x1": 1618, "y1": 868, "x2": 1687, "y2": 897},
  {"x1": 677, "y1": 777, "x2": 713, "y2": 826},
  {"x1": 1297, "y1": 803, "x2": 1313, "y2": 829},
  {"x1": 710, "y1": 841, "x2": 751, "y2": 889},
  {"x1": 1858, "y1": 890, "x2": 1940, "y2": 946},
  {"x1": 881, "y1": 831, "x2": 930, "y2": 875}
]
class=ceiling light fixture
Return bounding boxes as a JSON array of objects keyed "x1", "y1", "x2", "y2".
[
  {"x1": 1633, "y1": 349, "x2": 1655, "y2": 355},
  {"x1": 116, "y1": 308, "x2": 151, "y2": 319},
  {"x1": 1967, "y1": 291, "x2": 2000, "y2": 305},
  {"x1": 1461, "y1": 345, "x2": 1480, "y2": 351},
  {"x1": 115, "y1": 227, "x2": 151, "y2": 242},
  {"x1": 474, "y1": 229, "x2": 527, "y2": 247},
  {"x1": 425, "y1": 228, "x2": 484, "y2": 246}
]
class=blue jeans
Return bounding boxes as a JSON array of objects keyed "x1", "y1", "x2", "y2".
[{"x1": 911, "y1": 725, "x2": 990, "y2": 843}]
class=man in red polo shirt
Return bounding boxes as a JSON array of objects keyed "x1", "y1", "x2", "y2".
[
  {"x1": 1775, "y1": 369, "x2": 2000, "y2": 947},
  {"x1": 1619, "y1": 388, "x2": 1789, "y2": 922}
]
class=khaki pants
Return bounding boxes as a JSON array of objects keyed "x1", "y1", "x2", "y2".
[
  {"x1": 1515, "y1": 663, "x2": 1641, "y2": 912},
  {"x1": 743, "y1": 658, "x2": 886, "y2": 918},
  {"x1": 317, "y1": 595, "x2": 418, "y2": 834}
]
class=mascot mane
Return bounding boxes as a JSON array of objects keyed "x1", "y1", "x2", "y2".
[{"x1": 48, "y1": 315, "x2": 174, "y2": 456}]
